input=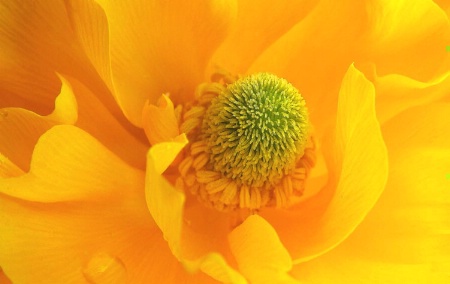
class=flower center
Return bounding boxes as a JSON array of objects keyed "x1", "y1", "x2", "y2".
[
  {"x1": 202, "y1": 73, "x2": 309, "y2": 188},
  {"x1": 176, "y1": 71, "x2": 316, "y2": 211}
]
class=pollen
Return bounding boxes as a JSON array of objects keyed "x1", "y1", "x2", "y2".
[
  {"x1": 202, "y1": 73, "x2": 309, "y2": 188},
  {"x1": 175, "y1": 71, "x2": 316, "y2": 211}
]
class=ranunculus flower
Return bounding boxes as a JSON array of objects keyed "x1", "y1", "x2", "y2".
[{"x1": 1, "y1": 0, "x2": 449, "y2": 283}]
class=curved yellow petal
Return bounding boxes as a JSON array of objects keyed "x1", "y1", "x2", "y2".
[
  {"x1": 209, "y1": 0, "x2": 319, "y2": 75},
  {"x1": 261, "y1": 64, "x2": 388, "y2": 261},
  {"x1": 0, "y1": 0, "x2": 105, "y2": 110},
  {"x1": 229, "y1": 215, "x2": 299, "y2": 284},
  {"x1": 146, "y1": 138, "x2": 246, "y2": 283},
  {"x1": 375, "y1": 71, "x2": 450, "y2": 124},
  {"x1": 291, "y1": 247, "x2": 450, "y2": 283},
  {"x1": 66, "y1": 75, "x2": 148, "y2": 169},
  {"x1": 142, "y1": 94, "x2": 180, "y2": 145},
  {"x1": 65, "y1": 0, "x2": 134, "y2": 127},
  {"x1": 145, "y1": 135, "x2": 188, "y2": 256},
  {"x1": 0, "y1": 153, "x2": 24, "y2": 178},
  {"x1": 94, "y1": 0, "x2": 237, "y2": 126},
  {"x1": 48, "y1": 75, "x2": 78, "y2": 124},
  {"x1": 0, "y1": 0, "x2": 65, "y2": 113},
  {"x1": 0, "y1": 125, "x2": 143, "y2": 202},
  {"x1": 65, "y1": 0, "x2": 114, "y2": 94},
  {"x1": 0, "y1": 269, "x2": 12, "y2": 284},
  {"x1": 0, "y1": 123, "x2": 216, "y2": 283},
  {"x1": 290, "y1": 103, "x2": 450, "y2": 282},
  {"x1": 250, "y1": 0, "x2": 450, "y2": 135},
  {"x1": 0, "y1": 179, "x2": 212, "y2": 283},
  {"x1": 366, "y1": 0, "x2": 450, "y2": 81},
  {"x1": 345, "y1": 102, "x2": 450, "y2": 263},
  {"x1": 249, "y1": 0, "x2": 369, "y2": 136},
  {"x1": 0, "y1": 76, "x2": 77, "y2": 171}
]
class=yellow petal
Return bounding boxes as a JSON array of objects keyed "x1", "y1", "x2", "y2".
[
  {"x1": 66, "y1": 75, "x2": 148, "y2": 169},
  {"x1": 0, "y1": 179, "x2": 212, "y2": 283},
  {"x1": 0, "y1": 268, "x2": 12, "y2": 284},
  {"x1": 249, "y1": 0, "x2": 369, "y2": 136},
  {"x1": 0, "y1": 124, "x2": 217, "y2": 283},
  {"x1": 250, "y1": 0, "x2": 450, "y2": 135},
  {"x1": 0, "y1": 153, "x2": 24, "y2": 178},
  {"x1": 65, "y1": 0, "x2": 114, "y2": 94},
  {"x1": 340, "y1": 102, "x2": 450, "y2": 263},
  {"x1": 0, "y1": 60, "x2": 60, "y2": 115},
  {"x1": 261, "y1": 64, "x2": 388, "y2": 261},
  {"x1": 0, "y1": 0, "x2": 104, "y2": 109},
  {"x1": 291, "y1": 247, "x2": 450, "y2": 283},
  {"x1": 47, "y1": 75, "x2": 78, "y2": 124},
  {"x1": 145, "y1": 136, "x2": 188, "y2": 256},
  {"x1": 366, "y1": 0, "x2": 450, "y2": 81},
  {"x1": 0, "y1": 125, "x2": 143, "y2": 202},
  {"x1": 291, "y1": 103, "x2": 450, "y2": 281},
  {"x1": 0, "y1": 76, "x2": 77, "y2": 171},
  {"x1": 94, "y1": 0, "x2": 237, "y2": 126},
  {"x1": 229, "y1": 215, "x2": 299, "y2": 284},
  {"x1": 209, "y1": 0, "x2": 319, "y2": 74},
  {"x1": 146, "y1": 138, "x2": 246, "y2": 283},
  {"x1": 375, "y1": 70, "x2": 450, "y2": 124},
  {"x1": 0, "y1": 0, "x2": 64, "y2": 114},
  {"x1": 142, "y1": 94, "x2": 180, "y2": 145}
]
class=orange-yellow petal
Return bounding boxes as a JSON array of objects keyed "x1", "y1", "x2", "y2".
[
  {"x1": 229, "y1": 215, "x2": 299, "y2": 284},
  {"x1": 351, "y1": 102, "x2": 450, "y2": 263},
  {"x1": 291, "y1": 248, "x2": 450, "y2": 283},
  {"x1": 249, "y1": 0, "x2": 369, "y2": 136},
  {"x1": 146, "y1": 138, "x2": 246, "y2": 283},
  {"x1": 0, "y1": 124, "x2": 216, "y2": 283},
  {"x1": 66, "y1": 75, "x2": 148, "y2": 169},
  {"x1": 291, "y1": 102, "x2": 450, "y2": 283},
  {"x1": 0, "y1": 153, "x2": 24, "y2": 178},
  {"x1": 142, "y1": 94, "x2": 180, "y2": 145},
  {"x1": 374, "y1": 70, "x2": 450, "y2": 123},
  {"x1": 0, "y1": 125, "x2": 142, "y2": 202},
  {"x1": 64, "y1": 0, "x2": 134, "y2": 127},
  {"x1": 145, "y1": 135, "x2": 188, "y2": 256},
  {"x1": 365, "y1": 0, "x2": 450, "y2": 81},
  {"x1": 261, "y1": 64, "x2": 388, "y2": 261},
  {"x1": 0, "y1": 268, "x2": 12, "y2": 284},
  {"x1": 209, "y1": 0, "x2": 319, "y2": 75},
  {"x1": 0, "y1": 76, "x2": 77, "y2": 172},
  {"x1": 94, "y1": 0, "x2": 237, "y2": 126},
  {"x1": 250, "y1": 0, "x2": 450, "y2": 136},
  {"x1": 0, "y1": 0, "x2": 105, "y2": 111},
  {"x1": 65, "y1": 0, "x2": 114, "y2": 94}
]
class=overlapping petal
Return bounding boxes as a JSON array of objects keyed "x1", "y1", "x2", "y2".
[
  {"x1": 249, "y1": 0, "x2": 450, "y2": 137},
  {"x1": 0, "y1": 125, "x2": 217, "y2": 283},
  {"x1": 365, "y1": 0, "x2": 450, "y2": 80},
  {"x1": 0, "y1": 77, "x2": 77, "y2": 172},
  {"x1": 145, "y1": 138, "x2": 247, "y2": 283},
  {"x1": 374, "y1": 71, "x2": 450, "y2": 124},
  {"x1": 1, "y1": 0, "x2": 447, "y2": 283},
  {"x1": 0, "y1": 125, "x2": 140, "y2": 202},
  {"x1": 289, "y1": 102, "x2": 450, "y2": 283},
  {"x1": 229, "y1": 215, "x2": 298, "y2": 284},
  {"x1": 261, "y1": 64, "x2": 388, "y2": 261},
  {"x1": 209, "y1": 0, "x2": 319, "y2": 75},
  {"x1": 66, "y1": 76, "x2": 148, "y2": 169},
  {"x1": 0, "y1": 0, "x2": 104, "y2": 111},
  {"x1": 93, "y1": 0, "x2": 237, "y2": 126}
]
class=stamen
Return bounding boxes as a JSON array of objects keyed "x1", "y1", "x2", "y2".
[{"x1": 174, "y1": 71, "x2": 316, "y2": 211}]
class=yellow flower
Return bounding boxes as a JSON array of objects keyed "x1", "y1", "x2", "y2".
[{"x1": 1, "y1": 0, "x2": 449, "y2": 283}]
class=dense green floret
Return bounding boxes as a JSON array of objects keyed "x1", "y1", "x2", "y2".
[{"x1": 202, "y1": 73, "x2": 309, "y2": 187}]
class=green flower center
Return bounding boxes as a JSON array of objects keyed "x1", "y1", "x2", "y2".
[{"x1": 201, "y1": 73, "x2": 310, "y2": 188}]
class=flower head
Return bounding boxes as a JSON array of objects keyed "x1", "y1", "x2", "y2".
[{"x1": 1, "y1": 0, "x2": 450, "y2": 283}]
